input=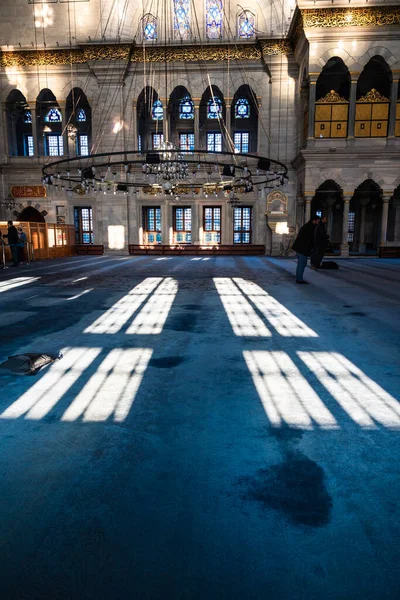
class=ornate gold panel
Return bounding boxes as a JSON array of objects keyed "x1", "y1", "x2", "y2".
[
  {"x1": 355, "y1": 122, "x2": 371, "y2": 137},
  {"x1": 371, "y1": 121, "x2": 388, "y2": 136},
  {"x1": 332, "y1": 104, "x2": 348, "y2": 121},
  {"x1": 396, "y1": 103, "x2": 400, "y2": 119},
  {"x1": 0, "y1": 39, "x2": 292, "y2": 68},
  {"x1": 395, "y1": 120, "x2": 400, "y2": 137},
  {"x1": 355, "y1": 104, "x2": 372, "y2": 120},
  {"x1": 315, "y1": 122, "x2": 331, "y2": 137},
  {"x1": 372, "y1": 103, "x2": 389, "y2": 119},
  {"x1": 302, "y1": 6, "x2": 400, "y2": 29},
  {"x1": 315, "y1": 105, "x2": 331, "y2": 120},
  {"x1": 331, "y1": 122, "x2": 347, "y2": 138}
]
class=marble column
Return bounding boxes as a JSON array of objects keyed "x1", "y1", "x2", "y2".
[
  {"x1": 388, "y1": 79, "x2": 399, "y2": 141},
  {"x1": 358, "y1": 199, "x2": 368, "y2": 253},
  {"x1": 304, "y1": 195, "x2": 312, "y2": 222},
  {"x1": 347, "y1": 77, "x2": 358, "y2": 142},
  {"x1": 191, "y1": 202, "x2": 200, "y2": 244},
  {"x1": 132, "y1": 100, "x2": 138, "y2": 150},
  {"x1": 341, "y1": 199, "x2": 350, "y2": 257},
  {"x1": 380, "y1": 194, "x2": 391, "y2": 246},
  {"x1": 194, "y1": 104, "x2": 200, "y2": 148},
  {"x1": 307, "y1": 81, "x2": 317, "y2": 143},
  {"x1": 225, "y1": 97, "x2": 232, "y2": 152},
  {"x1": 161, "y1": 200, "x2": 170, "y2": 245},
  {"x1": 296, "y1": 198, "x2": 305, "y2": 231}
]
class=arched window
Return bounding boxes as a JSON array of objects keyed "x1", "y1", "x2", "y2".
[
  {"x1": 174, "y1": 0, "x2": 190, "y2": 40},
  {"x1": 235, "y1": 98, "x2": 250, "y2": 119},
  {"x1": 200, "y1": 86, "x2": 225, "y2": 151},
  {"x1": 137, "y1": 87, "x2": 163, "y2": 151},
  {"x1": 66, "y1": 88, "x2": 92, "y2": 157},
  {"x1": 238, "y1": 10, "x2": 255, "y2": 38},
  {"x1": 315, "y1": 57, "x2": 350, "y2": 139},
  {"x1": 206, "y1": 0, "x2": 223, "y2": 39},
  {"x1": 179, "y1": 95, "x2": 194, "y2": 119},
  {"x1": 142, "y1": 14, "x2": 157, "y2": 40},
  {"x1": 231, "y1": 85, "x2": 258, "y2": 153},
  {"x1": 44, "y1": 108, "x2": 62, "y2": 122},
  {"x1": 152, "y1": 99, "x2": 164, "y2": 120},
  {"x1": 355, "y1": 56, "x2": 392, "y2": 138},
  {"x1": 169, "y1": 88, "x2": 195, "y2": 150},
  {"x1": 37, "y1": 89, "x2": 63, "y2": 157},
  {"x1": 6, "y1": 90, "x2": 34, "y2": 157},
  {"x1": 77, "y1": 108, "x2": 86, "y2": 122},
  {"x1": 207, "y1": 96, "x2": 222, "y2": 119}
]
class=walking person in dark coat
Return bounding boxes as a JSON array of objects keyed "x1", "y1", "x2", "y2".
[
  {"x1": 292, "y1": 216, "x2": 319, "y2": 284},
  {"x1": 311, "y1": 216, "x2": 329, "y2": 270},
  {"x1": 3, "y1": 220, "x2": 19, "y2": 266}
]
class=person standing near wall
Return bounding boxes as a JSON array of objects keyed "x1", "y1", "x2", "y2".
[
  {"x1": 17, "y1": 227, "x2": 27, "y2": 264},
  {"x1": 292, "y1": 216, "x2": 319, "y2": 284},
  {"x1": 311, "y1": 216, "x2": 329, "y2": 270},
  {"x1": 3, "y1": 221, "x2": 19, "y2": 267}
]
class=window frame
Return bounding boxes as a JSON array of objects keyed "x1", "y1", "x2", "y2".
[
  {"x1": 203, "y1": 206, "x2": 221, "y2": 244},
  {"x1": 143, "y1": 206, "x2": 162, "y2": 245},
  {"x1": 173, "y1": 206, "x2": 192, "y2": 244},
  {"x1": 45, "y1": 134, "x2": 64, "y2": 157},
  {"x1": 233, "y1": 131, "x2": 249, "y2": 153},
  {"x1": 207, "y1": 132, "x2": 222, "y2": 152},
  {"x1": 179, "y1": 132, "x2": 195, "y2": 152},
  {"x1": 233, "y1": 206, "x2": 252, "y2": 244},
  {"x1": 74, "y1": 206, "x2": 94, "y2": 245}
]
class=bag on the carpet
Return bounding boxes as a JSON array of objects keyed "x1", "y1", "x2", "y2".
[
  {"x1": 320, "y1": 261, "x2": 339, "y2": 270},
  {"x1": 0, "y1": 352, "x2": 63, "y2": 376}
]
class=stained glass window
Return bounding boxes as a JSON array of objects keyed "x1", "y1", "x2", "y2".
[
  {"x1": 235, "y1": 98, "x2": 250, "y2": 118},
  {"x1": 179, "y1": 95, "x2": 194, "y2": 119},
  {"x1": 174, "y1": 0, "x2": 190, "y2": 40},
  {"x1": 207, "y1": 132, "x2": 222, "y2": 152},
  {"x1": 174, "y1": 207, "x2": 192, "y2": 243},
  {"x1": 24, "y1": 110, "x2": 32, "y2": 123},
  {"x1": 153, "y1": 133, "x2": 164, "y2": 150},
  {"x1": 207, "y1": 96, "x2": 222, "y2": 119},
  {"x1": 234, "y1": 132, "x2": 249, "y2": 153},
  {"x1": 46, "y1": 134, "x2": 63, "y2": 156},
  {"x1": 78, "y1": 134, "x2": 89, "y2": 156},
  {"x1": 238, "y1": 11, "x2": 255, "y2": 38},
  {"x1": 233, "y1": 206, "x2": 252, "y2": 244},
  {"x1": 204, "y1": 207, "x2": 221, "y2": 243},
  {"x1": 152, "y1": 99, "x2": 163, "y2": 120},
  {"x1": 25, "y1": 135, "x2": 34, "y2": 157},
  {"x1": 206, "y1": 0, "x2": 223, "y2": 39},
  {"x1": 179, "y1": 133, "x2": 195, "y2": 151},
  {"x1": 77, "y1": 108, "x2": 86, "y2": 122},
  {"x1": 144, "y1": 207, "x2": 162, "y2": 244},
  {"x1": 143, "y1": 14, "x2": 157, "y2": 40},
  {"x1": 45, "y1": 108, "x2": 62, "y2": 122}
]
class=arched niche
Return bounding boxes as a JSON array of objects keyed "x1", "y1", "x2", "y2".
[
  {"x1": 231, "y1": 84, "x2": 258, "y2": 153},
  {"x1": 168, "y1": 86, "x2": 194, "y2": 150},
  {"x1": 355, "y1": 57, "x2": 392, "y2": 138},
  {"x1": 351, "y1": 179, "x2": 382, "y2": 252},
  {"x1": 66, "y1": 88, "x2": 92, "y2": 157},
  {"x1": 315, "y1": 57, "x2": 350, "y2": 139},
  {"x1": 199, "y1": 85, "x2": 226, "y2": 152},
  {"x1": 17, "y1": 206, "x2": 46, "y2": 223},
  {"x1": 6, "y1": 90, "x2": 33, "y2": 157},
  {"x1": 137, "y1": 86, "x2": 163, "y2": 151},
  {"x1": 36, "y1": 89, "x2": 63, "y2": 157},
  {"x1": 312, "y1": 180, "x2": 344, "y2": 246}
]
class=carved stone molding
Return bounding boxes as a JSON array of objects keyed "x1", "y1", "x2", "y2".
[
  {"x1": 317, "y1": 90, "x2": 349, "y2": 104},
  {"x1": 0, "y1": 40, "x2": 293, "y2": 68},
  {"x1": 357, "y1": 88, "x2": 389, "y2": 103},
  {"x1": 302, "y1": 6, "x2": 400, "y2": 29}
]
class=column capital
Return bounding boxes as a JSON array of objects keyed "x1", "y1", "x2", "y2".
[{"x1": 382, "y1": 193, "x2": 392, "y2": 203}]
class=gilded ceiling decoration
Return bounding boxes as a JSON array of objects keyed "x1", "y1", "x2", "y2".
[
  {"x1": 317, "y1": 90, "x2": 349, "y2": 103},
  {"x1": 357, "y1": 89, "x2": 389, "y2": 103},
  {"x1": 302, "y1": 6, "x2": 400, "y2": 29}
]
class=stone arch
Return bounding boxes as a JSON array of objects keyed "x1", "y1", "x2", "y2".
[
  {"x1": 352, "y1": 173, "x2": 386, "y2": 189},
  {"x1": 13, "y1": 202, "x2": 47, "y2": 222},
  {"x1": 314, "y1": 171, "x2": 347, "y2": 191},
  {"x1": 359, "y1": 46, "x2": 398, "y2": 69},
  {"x1": 316, "y1": 48, "x2": 356, "y2": 72}
]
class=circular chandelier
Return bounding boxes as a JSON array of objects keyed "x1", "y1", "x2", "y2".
[{"x1": 42, "y1": 142, "x2": 288, "y2": 200}]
